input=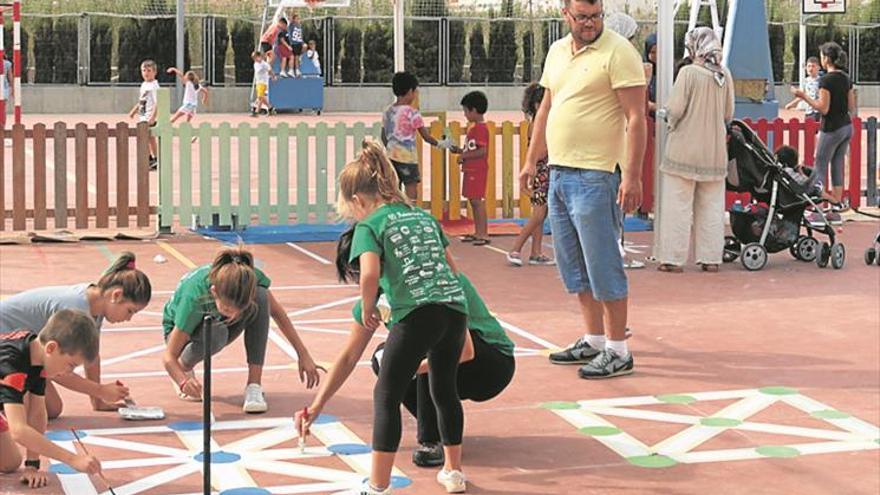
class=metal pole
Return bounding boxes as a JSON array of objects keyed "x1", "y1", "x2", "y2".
[
  {"x1": 176, "y1": 0, "x2": 185, "y2": 105},
  {"x1": 13, "y1": 0, "x2": 20, "y2": 124},
  {"x1": 654, "y1": 0, "x2": 675, "y2": 255},
  {"x1": 1, "y1": 8, "x2": 6, "y2": 129},
  {"x1": 393, "y1": 0, "x2": 405, "y2": 71},
  {"x1": 202, "y1": 315, "x2": 213, "y2": 495},
  {"x1": 799, "y1": 13, "x2": 807, "y2": 91}
]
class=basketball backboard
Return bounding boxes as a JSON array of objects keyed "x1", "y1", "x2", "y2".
[{"x1": 802, "y1": 0, "x2": 846, "y2": 14}]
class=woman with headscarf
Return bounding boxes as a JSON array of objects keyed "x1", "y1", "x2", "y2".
[{"x1": 654, "y1": 27, "x2": 735, "y2": 273}]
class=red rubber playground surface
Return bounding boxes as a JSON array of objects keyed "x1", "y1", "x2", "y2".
[{"x1": 0, "y1": 221, "x2": 878, "y2": 494}]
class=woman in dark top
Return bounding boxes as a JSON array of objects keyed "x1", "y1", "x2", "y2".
[
  {"x1": 644, "y1": 33, "x2": 657, "y2": 116},
  {"x1": 790, "y1": 42, "x2": 855, "y2": 224}
]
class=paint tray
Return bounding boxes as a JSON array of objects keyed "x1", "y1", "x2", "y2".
[{"x1": 119, "y1": 404, "x2": 165, "y2": 421}]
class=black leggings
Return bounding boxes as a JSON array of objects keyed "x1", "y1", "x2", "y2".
[
  {"x1": 372, "y1": 304, "x2": 467, "y2": 452},
  {"x1": 372, "y1": 330, "x2": 515, "y2": 444}
]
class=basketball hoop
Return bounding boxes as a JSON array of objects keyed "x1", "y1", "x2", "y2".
[
  {"x1": 304, "y1": 0, "x2": 323, "y2": 10},
  {"x1": 802, "y1": 0, "x2": 845, "y2": 14}
]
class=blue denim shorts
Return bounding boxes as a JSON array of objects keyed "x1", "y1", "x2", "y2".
[{"x1": 548, "y1": 166, "x2": 627, "y2": 301}]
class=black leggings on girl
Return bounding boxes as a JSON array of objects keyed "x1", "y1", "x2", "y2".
[
  {"x1": 372, "y1": 304, "x2": 467, "y2": 452},
  {"x1": 372, "y1": 331, "x2": 515, "y2": 444}
]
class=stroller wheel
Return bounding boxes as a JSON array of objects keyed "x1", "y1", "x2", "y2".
[
  {"x1": 790, "y1": 236, "x2": 806, "y2": 260},
  {"x1": 796, "y1": 236, "x2": 819, "y2": 262},
  {"x1": 866, "y1": 247, "x2": 877, "y2": 266},
  {"x1": 740, "y1": 243, "x2": 768, "y2": 271},
  {"x1": 830, "y1": 243, "x2": 846, "y2": 269},
  {"x1": 723, "y1": 236, "x2": 740, "y2": 263},
  {"x1": 817, "y1": 242, "x2": 831, "y2": 268}
]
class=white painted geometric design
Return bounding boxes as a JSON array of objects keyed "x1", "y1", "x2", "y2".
[
  {"x1": 550, "y1": 388, "x2": 880, "y2": 465},
  {"x1": 49, "y1": 416, "x2": 407, "y2": 495}
]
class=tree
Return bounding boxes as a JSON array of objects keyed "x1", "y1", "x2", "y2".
[
  {"x1": 230, "y1": 20, "x2": 256, "y2": 84},
  {"x1": 448, "y1": 19, "x2": 466, "y2": 83},
  {"x1": 363, "y1": 21, "x2": 393, "y2": 83},
  {"x1": 768, "y1": 24, "x2": 785, "y2": 82},
  {"x1": 90, "y1": 18, "x2": 113, "y2": 83},
  {"x1": 469, "y1": 23, "x2": 487, "y2": 83},
  {"x1": 487, "y1": 0, "x2": 517, "y2": 83},
  {"x1": 522, "y1": 30, "x2": 533, "y2": 83},
  {"x1": 340, "y1": 24, "x2": 362, "y2": 83},
  {"x1": 406, "y1": 0, "x2": 445, "y2": 83},
  {"x1": 33, "y1": 19, "x2": 53, "y2": 83},
  {"x1": 789, "y1": 18, "x2": 848, "y2": 81},
  {"x1": 53, "y1": 19, "x2": 78, "y2": 83},
  {"x1": 213, "y1": 18, "x2": 229, "y2": 84}
]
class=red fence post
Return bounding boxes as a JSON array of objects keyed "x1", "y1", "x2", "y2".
[
  {"x1": 772, "y1": 118, "x2": 785, "y2": 150},
  {"x1": 787, "y1": 118, "x2": 800, "y2": 156},
  {"x1": 803, "y1": 118, "x2": 818, "y2": 167},
  {"x1": 849, "y1": 117, "x2": 862, "y2": 208}
]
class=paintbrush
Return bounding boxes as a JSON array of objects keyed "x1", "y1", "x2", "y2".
[
  {"x1": 299, "y1": 407, "x2": 309, "y2": 454},
  {"x1": 69, "y1": 428, "x2": 117, "y2": 495}
]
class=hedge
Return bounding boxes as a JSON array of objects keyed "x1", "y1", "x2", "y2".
[
  {"x1": 230, "y1": 21, "x2": 256, "y2": 84},
  {"x1": 469, "y1": 23, "x2": 487, "y2": 83},
  {"x1": 363, "y1": 20, "x2": 393, "y2": 83},
  {"x1": 340, "y1": 25, "x2": 362, "y2": 83},
  {"x1": 90, "y1": 19, "x2": 113, "y2": 83},
  {"x1": 487, "y1": 1, "x2": 517, "y2": 83}
]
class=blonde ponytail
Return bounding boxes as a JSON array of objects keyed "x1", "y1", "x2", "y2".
[{"x1": 337, "y1": 138, "x2": 410, "y2": 219}]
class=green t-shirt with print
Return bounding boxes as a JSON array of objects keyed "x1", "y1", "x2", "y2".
[
  {"x1": 352, "y1": 273, "x2": 514, "y2": 356},
  {"x1": 162, "y1": 264, "x2": 271, "y2": 337},
  {"x1": 350, "y1": 203, "x2": 467, "y2": 323}
]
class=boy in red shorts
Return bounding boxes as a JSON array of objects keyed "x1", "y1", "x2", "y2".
[{"x1": 452, "y1": 91, "x2": 490, "y2": 246}]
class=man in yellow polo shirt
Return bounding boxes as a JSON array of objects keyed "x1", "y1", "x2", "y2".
[{"x1": 520, "y1": 0, "x2": 646, "y2": 379}]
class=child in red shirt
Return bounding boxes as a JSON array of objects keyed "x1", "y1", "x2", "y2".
[{"x1": 452, "y1": 91, "x2": 490, "y2": 245}]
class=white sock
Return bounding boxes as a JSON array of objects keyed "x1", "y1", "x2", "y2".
[
  {"x1": 583, "y1": 333, "x2": 606, "y2": 349},
  {"x1": 606, "y1": 340, "x2": 629, "y2": 358}
]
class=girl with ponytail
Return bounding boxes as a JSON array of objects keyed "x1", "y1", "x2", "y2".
[
  {"x1": 0, "y1": 252, "x2": 152, "y2": 418},
  {"x1": 162, "y1": 246, "x2": 324, "y2": 413},
  {"x1": 298, "y1": 139, "x2": 471, "y2": 495},
  {"x1": 790, "y1": 41, "x2": 856, "y2": 218}
]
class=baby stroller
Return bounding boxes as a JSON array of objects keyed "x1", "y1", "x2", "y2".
[{"x1": 722, "y1": 119, "x2": 845, "y2": 271}]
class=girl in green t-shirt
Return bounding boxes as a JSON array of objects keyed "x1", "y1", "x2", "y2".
[
  {"x1": 296, "y1": 140, "x2": 469, "y2": 495},
  {"x1": 337, "y1": 226, "x2": 516, "y2": 469},
  {"x1": 162, "y1": 246, "x2": 324, "y2": 414},
  {"x1": 0, "y1": 251, "x2": 152, "y2": 419}
]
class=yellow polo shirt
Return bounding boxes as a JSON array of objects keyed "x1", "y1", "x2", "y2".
[{"x1": 540, "y1": 29, "x2": 646, "y2": 172}]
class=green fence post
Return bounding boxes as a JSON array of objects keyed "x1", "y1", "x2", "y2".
[
  {"x1": 277, "y1": 123, "x2": 291, "y2": 224},
  {"x1": 178, "y1": 123, "x2": 193, "y2": 227},
  {"x1": 218, "y1": 123, "x2": 232, "y2": 226},
  {"x1": 296, "y1": 122, "x2": 310, "y2": 223},
  {"x1": 238, "y1": 123, "x2": 252, "y2": 225},
  {"x1": 258, "y1": 123, "x2": 271, "y2": 224},
  {"x1": 315, "y1": 123, "x2": 329, "y2": 223},
  {"x1": 199, "y1": 123, "x2": 213, "y2": 225}
]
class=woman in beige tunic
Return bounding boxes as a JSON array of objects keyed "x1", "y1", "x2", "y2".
[{"x1": 655, "y1": 27, "x2": 735, "y2": 273}]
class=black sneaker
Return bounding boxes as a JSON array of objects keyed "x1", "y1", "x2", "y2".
[
  {"x1": 148, "y1": 155, "x2": 158, "y2": 171},
  {"x1": 412, "y1": 442, "x2": 444, "y2": 467},
  {"x1": 549, "y1": 336, "x2": 602, "y2": 365},
  {"x1": 578, "y1": 349, "x2": 634, "y2": 379}
]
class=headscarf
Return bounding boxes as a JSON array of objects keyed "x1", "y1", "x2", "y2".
[
  {"x1": 684, "y1": 27, "x2": 726, "y2": 86},
  {"x1": 605, "y1": 12, "x2": 639, "y2": 41},
  {"x1": 644, "y1": 33, "x2": 657, "y2": 104}
]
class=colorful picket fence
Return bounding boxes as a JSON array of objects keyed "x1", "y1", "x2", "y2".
[{"x1": 1, "y1": 122, "x2": 153, "y2": 231}]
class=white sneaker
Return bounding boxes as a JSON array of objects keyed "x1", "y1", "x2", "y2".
[
  {"x1": 242, "y1": 383, "x2": 268, "y2": 413},
  {"x1": 506, "y1": 251, "x2": 523, "y2": 266},
  {"x1": 345, "y1": 480, "x2": 391, "y2": 495},
  {"x1": 436, "y1": 469, "x2": 467, "y2": 493}
]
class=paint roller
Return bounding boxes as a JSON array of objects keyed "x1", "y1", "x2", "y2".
[{"x1": 115, "y1": 380, "x2": 166, "y2": 421}]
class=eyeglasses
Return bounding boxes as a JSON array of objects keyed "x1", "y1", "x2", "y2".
[{"x1": 565, "y1": 10, "x2": 604, "y2": 25}]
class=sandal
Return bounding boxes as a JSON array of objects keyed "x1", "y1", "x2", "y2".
[
  {"x1": 506, "y1": 251, "x2": 523, "y2": 266},
  {"x1": 473, "y1": 238, "x2": 491, "y2": 246},
  {"x1": 459, "y1": 234, "x2": 477, "y2": 243},
  {"x1": 657, "y1": 264, "x2": 683, "y2": 273},
  {"x1": 700, "y1": 263, "x2": 720, "y2": 273}
]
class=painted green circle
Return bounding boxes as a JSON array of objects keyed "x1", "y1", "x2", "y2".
[
  {"x1": 699, "y1": 417, "x2": 742, "y2": 427},
  {"x1": 578, "y1": 426, "x2": 621, "y2": 437},
  {"x1": 810, "y1": 409, "x2": 850, "y2": 420},
  {"x1": 540, "y1": 401, "x2": 580, "y2": 410},
  {"x1": 758, "y1": 386, "x2": 799, "y2": 396},
  {"x1": 656, "y1": 394, "x2": 697, "y2": 404},
  {"x1": 626, "y1": 455, "x2": 678, "y2": 468},
  {"x1": 756, "y1": 446, "x2": 800, "y2": 458}
]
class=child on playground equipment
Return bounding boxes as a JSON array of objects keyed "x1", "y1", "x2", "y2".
[
  {"x1": 450, "y1": 91, "x2": 491, "y2": 246},
  {"x1": 286, "y1": 13, "x2": 305, "y2": 78},
  {"x1": 296, "y1": 139, "x2": 470, "y2": 494},
  {"x1": 0, "y1": 310, "x2": 103, "y2": 488},
  {"x1": 259, "y1": 16, "x2": 288, "y2": 63},
  {"x1": 307, "y1": 39, "x2": 321, "y2": 75},
  {"x1": 251, "y1": 51, "x2": 278, "y2": 117},
  {"x1": 167, "y1": 67, "x2": 209, "y2": 127},
  {"x1": 128, "y1": 59, "x2": 160, "y2": 170}
]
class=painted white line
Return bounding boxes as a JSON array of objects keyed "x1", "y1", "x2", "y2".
[
  {"x1": 151, "y1": 284, "x2": 357, "y2": 295},
  {"x1": 287, "y1": 296, "x2": 361, "y2": 318},
  {"x1": 111, "y1": 462, "x2": 200, "y2": 495},
  {"x1": 674, "y1": 446, "x2": 764, "y2": 464},
  {"x1": 80, "y1": 425, "x2": 171, "y2": 437},
  {"x1": 269, "y1": 328, "x2": 300, "y2": 361},
  {"x1": 713, "y1": 394, "x2": 778, "y2": 421},
  {"x1": 736, "y1": 421, "x2": 867, "y2": 442},
  {"x1": 287, "y1": 242, "x2": 333, "y2": 265},
  {"x1": 139, "y1": 310, "x2": 165, "y2": 317},
  {"x1": 581, "y1": 405, "x2": 699, "y2": 425},
  {"x1": 102, "y1": 325, "x2": 163, "y2": 333},
  {"x1": 296, "y1": 325, "x2": 388, "y2": 340},
  {"x1": 262, "y1": 480, "x2": 361, "y2": 494},
  {"x1": 102, "y1": 364, "x2": 292, "y2": 379},
  {"x1": 294, "y1": 318, "x2": 358, "y2": 325},
  {"x1": 496, "y1": 318, "x2": 560, "y2": 350},
  {"x1": 239, "y1": 458, "x2": 362, "y2": 483},
  {"x1": 225, "y1": 424, "x2": 298, "y2": 452},
  {"x1": 82, "y1": 435, "x2": 192, "y2": 458},
  {"x1": 210, "y1": 417, "x2": 291, "y2": 431},
  {"x1": 553, "y1": 409, "x2": 652, "y2": 458},
  {"x1": 578, "y1": 395, "x2": 661, "y2": 408},
  {"x1": 785, "y1": 440, "x2": 880, "y2": 455},
  {"x1": 782, "y1": 394, "x2": 880, "y2": 438},
  {"x1": 245, "y1": 447, "x2": 334, "y2": 461},
  {"x1": 686, "y1": 389, "x2": 759, "y2": 401},
  {"x1": 56, "y1": 473, "x2": 99, "y2": 495},
  {"x1": 102, "y1": 456, "x2": 189, "y2": 470},
  {"x1": 100, "y1": 344, "x2": 166, "y2": 368}
]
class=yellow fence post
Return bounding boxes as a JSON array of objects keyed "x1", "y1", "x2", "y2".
[
  {"x1": 518, "y1": 121, "x2": 531, "y2": 218},
  {"x1": 430, "y1": 120, "x2": 444, "y2": 219},
  {"x1": 448, "y1": 121, "x2": 462, "y2": 221},
  {"x1": 486, "y1": 121, "x2": 497, "y2": 219},
  {"x1": 501, "y1": 121, "x2": 514, "y2": 218}
]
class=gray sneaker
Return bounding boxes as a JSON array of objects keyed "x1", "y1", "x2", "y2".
[
  {"x1": 549, "y1": 337, "x2": 602, "y2": 365},
  {"x1": 578, "y1": 349, "x2": 634, "y2": 379}
]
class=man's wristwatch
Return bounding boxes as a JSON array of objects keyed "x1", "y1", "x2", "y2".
[{"x1": 24, "y1": 459, "x2": 40, "y2": 469}]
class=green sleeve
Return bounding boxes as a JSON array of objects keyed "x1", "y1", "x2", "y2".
[
  {"x1": 352, "y1": 300, "x2": 362, "y2": 325},
  {"x1": 255, "y1": 267, "x2": 272, "y2": 289},
  {"x1": 350, "y1": 223, "x2": 382, "y2": 262},
  {"x1": 173, "y1": 295, "x2": 207, "y2": 335}
]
